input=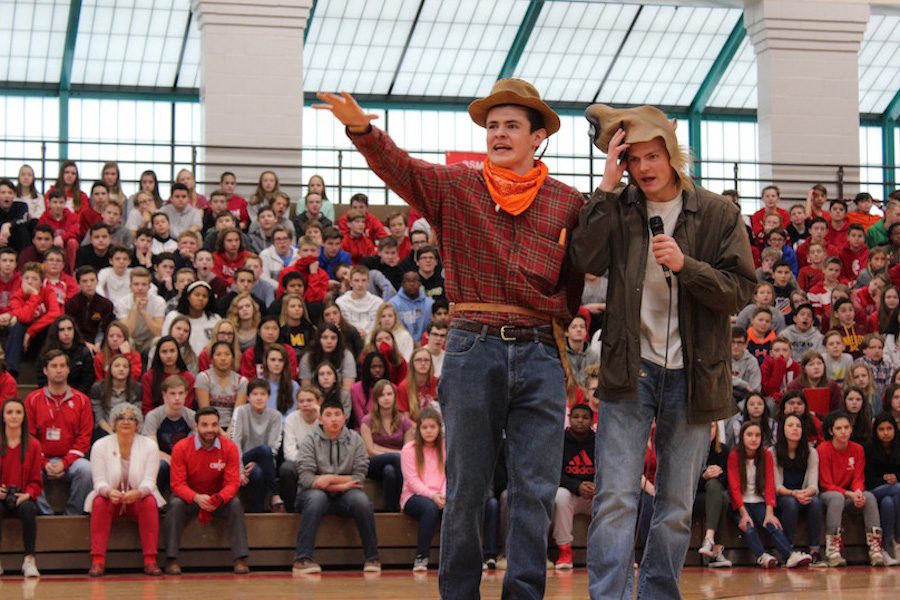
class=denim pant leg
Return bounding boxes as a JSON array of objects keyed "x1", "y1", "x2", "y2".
[
  {"x1": 243, "y1": 445, "x2": 276, "y2": 512},
  {"x1": 404, "y1": 494, "x2": 443, "y2": 557},
  {"x1": 4, "y1": 322, "x2": 26, "y2": 375},
  {"x1": 730, "y1": 503, "x2": 767, "y2": 558},
  {"x1": 334, "y1": 488, "x2": 379, "y2": 562},
  {"x1": 158, "y1": 460, "x2": 171, "y2": 499},
  {"x1": 294, "y1": 488, "x2": 330, "y2": 561},
  {"x1": 501, "y1": 340, "x2": 567, "y2": 600},
  {"x1": 367, "y1": 452, "x2": 402, "y2": 511},
  {"x1": 637, "y1": 365, "x2": 708, "y2": 599},
  {"x1": 872, "y1": 483, "x2": 900, "y2": 545},
  {"x1": 65, "y1": 458, "x2": 93, "y2": 515},
  {"x1": 777, "y1": 496, "x2": 800, "y2": 543},
  {"x1": 587, "y1": 364, "x2": 658, "y2": 599},
  {"x1": 438, "y1": 331, "x2": 508, "y2": 600},
  {"x1": 483, "y1": 496, "x2": 500, "y2": 558}
]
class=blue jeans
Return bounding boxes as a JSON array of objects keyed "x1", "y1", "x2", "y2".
[
  {"x1": 403, "y1": 494, "x2": 442, "y2": 557},
  {"x1": 587, "y1": 360, "x2": 709, "y2": 600},
  {"x1": 36, "y1": 457, "x2": 92, "y2": 515},
  {"x1": 729, "y1": 502, "x2": 794, "y2": 561},
  {"x1": 243, "y1": 445, "x2": 277, "y2": 513},
  {"x1": 294, "y1": 488, "x2": 379, "y2": 562},
  {"x1": 872, "y1": 483, "x2": 900, "y2": 546},
  {"x1": 157, "y1": 460, "x2": 171, "y2": 498},
  {"x1": 776, "y1": 495, "x2": 824, "y2": 548},
  {"x1": 367, "y1": 452, "x2": 402, "y2": 511},
  {"x1": 438, "y1": 327, "x2": 566, "y2": 600}
]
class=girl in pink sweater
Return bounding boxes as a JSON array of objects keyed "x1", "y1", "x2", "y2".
[{"x1": 400, "y1": 407, "x2": 446, "y2": 573}]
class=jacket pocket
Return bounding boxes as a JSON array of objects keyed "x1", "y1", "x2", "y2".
[
  {"x1": 519, "y1": 234, "x2": 566, "y2": 294},
  {"x1": 692, "y1": 358, "x2": 730, "y2": 413}
]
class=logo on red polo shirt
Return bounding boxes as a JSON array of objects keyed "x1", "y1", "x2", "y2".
[
  {"x1": 209, "y1": 459, "x2": 226, "y2": 471},
  {"x1": 847, "y1": 457, "x2": 855, "y2": 470}
]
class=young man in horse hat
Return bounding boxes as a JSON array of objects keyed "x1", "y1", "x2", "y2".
[
  {"x1": 315, "y1": 79, "x2": 584, "y2": 599},
  {"x1": 570, "y1": 105, "x2": 756, "y2": 598}
]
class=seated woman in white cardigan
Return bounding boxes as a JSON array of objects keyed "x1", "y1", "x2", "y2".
[{"x1": 86, "y1": 403, "x2": 165, "y2": 577}]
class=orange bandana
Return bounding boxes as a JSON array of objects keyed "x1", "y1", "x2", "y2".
[{"x1": 482, "y1": 159, "x2": 549, "y2": 216}]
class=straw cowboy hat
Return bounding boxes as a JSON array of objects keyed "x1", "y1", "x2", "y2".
[
  {"x1": 468, "y1": 78, "x2": 561, "y2": 136},
  {"x1": 585, "y1": 103, "x2": 694, "y2": 190}
]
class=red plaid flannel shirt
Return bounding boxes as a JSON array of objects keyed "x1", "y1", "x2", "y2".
[{"x1": 350, "y1": 127, "x2": 585, "y2": 327}]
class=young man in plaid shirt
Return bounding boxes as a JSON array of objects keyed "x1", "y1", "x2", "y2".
[{"x1": 316, "y1": 79, "x2": 584, "y2": 599}]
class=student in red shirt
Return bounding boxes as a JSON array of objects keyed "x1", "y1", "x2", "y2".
[
  {"x1": 336, "y1": 193, "x2": 388, "y2": 245},
  {"x1": 41, "y1": 247, "x2": 78, "y2": 305},
  {"x1": 0, "y1": 397, "x2": 44, "y2": 577},
  {"x1": 163, "y1": 406, "x2": 249, "y2": 575},
  {"x1": 818, "y1": 411, "x2": 888, "y2": 566},
  {"x1": 797, "y1": 217, "x2": 839, "y2": 270},
  {"x1": 141, "y1": 337, "x2": 196, "y2": 415},
  {"x1": 727, "y1": 421, "x2": 811, "y2": 568},
  {"x1": 212, "y1": 227, "x2": 249, "y2": 286},
  {"x1": 219, "y1": 172, "x2": 250, "y2": 231},
  {"x1": 0, "y1": 246, "x2": 21, "y2": 325},
  {"x1": 79, "y1": 182, "x2": 109, "y2": 239},
  {"x1": 840, "y1": 224, "x2": 870, "y2": 284},
  {"x1": 43, "y1": 159, "x2": 88, "y2": 215},
  {"x1": 797, "y1": 242, "x2": 826, "y2": 292},
  {"x1": 277, "y1": 236, "x2": 329, "y2": 303},
  {"x1": 5, "y1": 262, "x2": 61, "y2": 376},
  {"x1": 341, "y1": 209, "x2": 377, "y2": 264},
  {"x1": 825, "y1": 199, "x2": 851, "y2": 253},
  {"x1": 38, "y1": 188, "x2": 81, "y2": 271},
  {"x1": 24, "y1": 350, "x2": 93, "y2": 515},
  {"x1": 750, "y1": 185, "x2": 790, "y2": 236}
]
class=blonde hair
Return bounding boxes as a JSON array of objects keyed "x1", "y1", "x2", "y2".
[
  {"x1": 206, "y1": 318, "x2": 241, "y2": 371},
  {"x1": 226, "y1": 293, "x2": 261, "y2": 331}
]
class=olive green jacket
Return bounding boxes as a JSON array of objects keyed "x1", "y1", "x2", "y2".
[{"x1": 569, "y1": 184, "x2": 756, "y2": 423}]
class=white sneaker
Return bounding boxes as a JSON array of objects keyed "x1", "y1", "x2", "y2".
[
  {"x1": 22, "y1": 555, "x2": 40, "y2": 578},
  {"x1": 708, "y1": 549, "x2": 732, "y2": 568},
  {"x1": 413, "y1": 556, "x2": 428, "y2": 572},
  {"x1": 785, "y1": 551, "x2": 812, "y2": 569},
  {"x1": 698, "y1": 538, "x2": 716, "y2": 558},
  {"x1": 757, "y1": 553, "x2": 778, "y2": 568}
]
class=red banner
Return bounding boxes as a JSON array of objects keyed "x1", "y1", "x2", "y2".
[{"x1": 445, "y1": 151, "x2": 487, "y2": 170}]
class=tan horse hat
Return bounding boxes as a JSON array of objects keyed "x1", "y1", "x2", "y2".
[
  {"x1": 585, "y1": 103, "x2": 694, "y2": 190},
  {"x1": 468, "y1": 78, "x2": 561, "y2": 136}
]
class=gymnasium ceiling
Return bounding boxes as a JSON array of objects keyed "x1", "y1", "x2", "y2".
[{"x1": 0, "y1": 0, "x2": 897, "y2": 118}]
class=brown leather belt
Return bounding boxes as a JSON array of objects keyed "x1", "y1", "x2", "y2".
[
  {"x1": 451, "y1": 318, "x2": 556, "y2": 347},
  {"x1": 449, "y1": 302, "x2": 574, "y2": 385}
]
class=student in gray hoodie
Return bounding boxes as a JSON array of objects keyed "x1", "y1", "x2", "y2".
[
  {"x1": 781, "y1": 303, "x2": 824, "y2": 362},
  {"x1": 292, "y1": 397, "x2": 380, "y2": 574},
  {"x1": 731, "y1": 326, "x2": 762, "y2": 396}
]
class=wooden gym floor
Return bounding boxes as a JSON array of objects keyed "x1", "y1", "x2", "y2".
[{"x1": 0, "y1": 567, "x2": 897, "y2": 599}]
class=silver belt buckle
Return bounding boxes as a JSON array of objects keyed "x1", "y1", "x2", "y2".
[{"x1": 499, "y1": 325, "x2": 516, "y2": 341}]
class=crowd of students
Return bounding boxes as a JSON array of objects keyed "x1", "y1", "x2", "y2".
[{"x1": 0, "y1": 163, "x2": 897, "y2": 578}]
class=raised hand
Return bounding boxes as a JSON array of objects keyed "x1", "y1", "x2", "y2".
[
  {"x1": 313, "y1": 91, "x2": 379, "y2": 133},
  {"x1": 599, "y1": 128, "x2": 629, "y2": 193}
]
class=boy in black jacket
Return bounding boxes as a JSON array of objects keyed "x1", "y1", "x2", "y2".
[{"x1": 552, "y1": 404, "x2": 596, "y2": 570}]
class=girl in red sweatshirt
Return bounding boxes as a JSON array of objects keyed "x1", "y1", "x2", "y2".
[
  {"x1": 0, "y1": 397, "x2": 44, "y2": 577},
  {"x1": 817, "y1": 411, "x2": 887, "y2": 566},
  {"x1": 5, "y1": 262, "x2": 61, "y2": 376},
  {"x1": 727, "y1": 421, "x2": 811, "y2": 568}
]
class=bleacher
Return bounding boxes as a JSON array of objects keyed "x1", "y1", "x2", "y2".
[{"x1": 0, "y1": 357, "x2": 874, "y2": 573}]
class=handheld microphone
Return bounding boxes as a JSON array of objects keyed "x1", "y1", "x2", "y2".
[{"x1": 648, "y1": 215, "x2": 672, "y2": 287}]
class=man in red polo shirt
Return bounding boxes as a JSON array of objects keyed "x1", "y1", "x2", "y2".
[
  {"x1": 316, "y1": 80, "x2": 584, "y2": 599},
  {"x1": 163, "y1": 406, "x2": 248, "y2": 575},
  {"x1": 24, "y1": 349, "x2": 93, "y2": 515}
]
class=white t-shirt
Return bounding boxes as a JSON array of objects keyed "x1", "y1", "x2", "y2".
[
  {"x1": 98, "y1": 267, "x2": 132, "y2": 300},
  {"x1": 640, "y1": 196, "x2": 683, "y2": 369},
  {"x1": 162, "y1": 311, "x2": 221, "y2": 356},
  {"x1": 335, "y1": 291, "x2": 383, "y2": 336}
]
